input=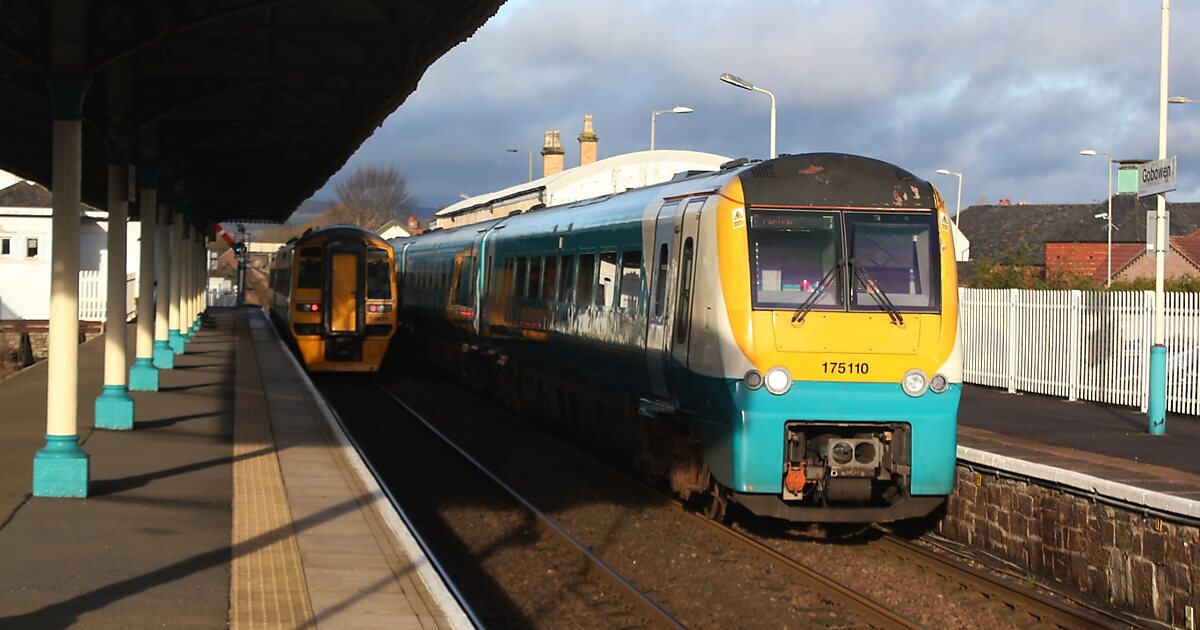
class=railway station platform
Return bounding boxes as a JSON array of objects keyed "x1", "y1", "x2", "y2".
[
  {"x1": 0, "y1": 308, "x2": 466, "y2": 628},
  {"x1": 957, "y1": 385, "x2": 1200, "y2": 516}
]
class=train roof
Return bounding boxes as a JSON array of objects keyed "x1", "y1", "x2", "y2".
[{"x1": 738, "y1": 153, "x2": 935, "y2": 210}]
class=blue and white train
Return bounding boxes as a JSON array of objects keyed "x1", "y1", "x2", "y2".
[{"x1": 393, "y1": 153, "x2": 961, "y2": 523}]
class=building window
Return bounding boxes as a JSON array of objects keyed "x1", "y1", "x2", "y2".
[
  {"x1": 26, "y1": 237, "x2": 38, "y2": 258},
  {"x1": 0, "y1": 237, "x2": 10, "y2": 256}
]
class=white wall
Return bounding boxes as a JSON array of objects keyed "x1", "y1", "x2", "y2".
[{"x1": 0, "y1": 209, "x2": 142, "y2": 320}]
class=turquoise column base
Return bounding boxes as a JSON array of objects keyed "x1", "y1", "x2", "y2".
[
  {"x1": 129, "y1": 357, "x2": 159, "y2": 391},
  {"x1": 95, "y1": 384, "x2": 135, "y2": 430},
  {"x1": 168, "y1": 329, "x2": 186, "y2": 355},
  {"x1": 193, "y1": 316, "x2": 203, "y2": 333},
  {"x1": 152, "y1": 340, "x2": 175, "y2": 369},
  {"x1": 1148, "y1": 345, "x2": 1167, "y2": 436},
  {"x1": 33, "y1": 435, "x2": 89, "y2": 498}
]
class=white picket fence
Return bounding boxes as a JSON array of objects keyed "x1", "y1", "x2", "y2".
[
  {"x1": 960, "y1": 288, "x2": 1200, "y2": 416},
  {"x1": 78, "y1": 271, "x2": 137, "y2": 322}
]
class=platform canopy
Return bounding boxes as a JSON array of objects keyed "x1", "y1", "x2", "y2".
[{"x1": 0, "y1": 0, "x2": 504, "y2": 225}]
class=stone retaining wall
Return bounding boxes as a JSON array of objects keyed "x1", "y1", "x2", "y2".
[{"x1": 937, "y1": 466, "x2": 1198, "y2": 628}]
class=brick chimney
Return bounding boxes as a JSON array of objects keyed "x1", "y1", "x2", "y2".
[
  {"x1": 541, "y1": 130, "x2": 564, "y2": 177},
  {"x1": 578, "y1": 114, "x2": 598, "y2": 166}
]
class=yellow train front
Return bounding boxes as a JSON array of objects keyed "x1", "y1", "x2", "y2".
[{"x1": 267, "y1": 225, "x2": 396, "y2": 372}]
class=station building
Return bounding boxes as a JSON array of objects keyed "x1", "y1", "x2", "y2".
[{"x1": 434, "y1": 115, "x2": 731, "y2": 230}]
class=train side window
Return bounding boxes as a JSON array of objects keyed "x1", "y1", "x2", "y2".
[
  {"x1": 484, "y1": 255, "x2": 494, "y2": 298},
  {"x1": 653, "y1": 243, "x2": 669, "y2": 318},
  {"x1": 453, "y1": 256, "x2": 474, "y2": 306},
  {"x1": 559, "y1": 254, "x2": 575, "y2": 303},
  {"x1": 674, "y1": 237, "x2": 695, "y2": 344},
  {"x1": 528, "y1": 256, "x2": 542, "y2": 300},
  {"x1": 596, "y1": 251, "x2": 617, "y2": 309},
  {"x1": 514, "y1": 257, "x2": 527, "y2": 298},
  {"x1": 297, "y1": 257, "x2": 322, "y2": 289},
  {"x1": 542, "y1": 256, "x2": 558, "y2": 302},
  {"x1": 618, "y1": 250, "x2": 641, "y2": 312},
  {"x1": 576, "y1": 253, "x2": 595, "y2": 305},
  {"x1": 367, "y1": 260, "x2": 392, "y2": 299},
  {"x1": 501, "y1": 257, "x2": 514, "y2": 297}
]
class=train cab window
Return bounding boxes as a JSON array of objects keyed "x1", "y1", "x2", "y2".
[
  {"x1": 514, "y1": 257, "x2": 528, "y2": 298},
  {"x1": 674, "y1": 237, "x2": 695, "y2": 345},
  {"x1": 748, "y1": 211, "x2": 842, "y2": 310},
  {"x1": 559, "y1": 254, "x2": 575, "y2": 303},
  {"x1": 528, "y1": 256, "x2": 543, "y2": 300},
  {"x1": 596, "y1": 252, "x2": 617, "y2": 309},
  {"x1": 542, "y1": 256, "x2": 558, "y2": 302},
  {"x1": 618, "y1": 250, "x2": 642, "y2": 312},
  {"x1": 653, "y1": 243, "x2": 669, "y2": 319},
  {"x1": 845, "y1": 213, "x2": 938, "y2": 311},
  {"x1": 297, "y1": 257, "x2": 322, "y2": 289},
  {"x1": 576, "y1": 254, "x2": 595, "y2": 305}
]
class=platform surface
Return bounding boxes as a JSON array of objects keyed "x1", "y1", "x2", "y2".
[
  {"x1": 0, "y1": 308, "x2": 463, "y2": 628},
  {"x1": 957, "y1": 385, "x2": 1200, "y2": 513}
]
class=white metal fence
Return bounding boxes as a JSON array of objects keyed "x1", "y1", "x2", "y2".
[
  {"x1": 78, "y1": 271, "x2": 137, "y2": 322},
  {"x1": 960, "y1": 288, "x2": 1200, "y2": 416}
]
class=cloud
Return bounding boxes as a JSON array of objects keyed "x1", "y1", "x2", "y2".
[{"x1": 311, "y1": 0, "x2": 1200, "y2": 211}]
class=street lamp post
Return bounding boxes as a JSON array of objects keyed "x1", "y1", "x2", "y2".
[
  {"x1": 719, "y1": 73, "x2": 776, "y2": 159},
  {"x1": 650, "y1": 106, "x2": 693, "y2": 151},
  {"x1": 1079, "y1": 149, "x2": 1114, "y2": 287},
  {"x1": 934, "y1": 169, "x2": 963, "y2": 227},
  {"x1": 506, "y1": 148, "x2": 533, "y2": 182}
]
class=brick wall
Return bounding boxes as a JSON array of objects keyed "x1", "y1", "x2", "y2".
[{"x1": 938, "y1": 466, "x2": 1198, "y2": 627}]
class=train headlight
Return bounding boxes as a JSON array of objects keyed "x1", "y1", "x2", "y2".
[
  {"x1": 929, "y1": 373, "x2": 949, "y2": 394},
  {"x1": 743, "y1": 370, "x2": 764, "y2": 390},
  {"x1": 901, "y1": 369, "x2": 928, "y2": 397},
  {"x1": 764, "y1": 367, "x2": 792, "y2": 395}
]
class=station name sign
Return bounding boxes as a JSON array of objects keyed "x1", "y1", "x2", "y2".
[{"x1": 1138, "y1": 156, "x2": 1177, "y2": 197}]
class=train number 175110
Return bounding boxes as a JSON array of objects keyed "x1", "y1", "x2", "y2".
[{"x1": 822, "y1": 361, "x2": 869, "y2": 375}]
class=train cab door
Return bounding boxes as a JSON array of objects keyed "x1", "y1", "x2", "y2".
[
  {"x1": 645, "y1": 201, "x2": 683, "y2": 405},
  {"x1": 667, "y1": 197, "x2": 706, "y2": 405},
  {"x1": 327, "y1": 245, "x2": 364, "y2": 334},
  {"x1": 471, "y1": 222, "x2": 505, "y2": 336}
]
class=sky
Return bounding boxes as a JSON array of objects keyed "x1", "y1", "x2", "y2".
[{"x1": 308, "y1": 0, "x2": 1200, "y2": 216}]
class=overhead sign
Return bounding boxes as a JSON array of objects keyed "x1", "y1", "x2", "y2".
[{"x1": 1138, "y1": 156, "x2": 1177, "y2": 197}]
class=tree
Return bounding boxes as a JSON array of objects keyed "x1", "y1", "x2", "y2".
[{"x1": 328, "y1": 165, "x2": 416, "y2": 230}]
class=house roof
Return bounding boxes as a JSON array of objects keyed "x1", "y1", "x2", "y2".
[
  {"x1": 0, "y1": 181, "x2": 53, "y2": 208},
  {"x1": 1046, "y1": 242, "x2": 1144, "y2": 282},
  {"x1": 961, "y1": 195, "x2": 1200, "y2": 265}
]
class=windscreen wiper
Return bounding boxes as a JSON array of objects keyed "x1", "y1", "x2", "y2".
[
  {"x1": 848, "y1": 258, "x2": 905, "y2": 326},
  {"x1": 791, "y1": 258, "x2": 843, "y2": 323}
]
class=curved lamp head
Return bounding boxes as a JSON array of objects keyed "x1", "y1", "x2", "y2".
[
  {"x1": 719, "y1": 72, "x2": 755, "y2": 91},
  {"x1": 1079, "y1": 149, "x2": 1098, "y2": 156},
  {"x1": 670, "y1": 106, "x2": 694, "y2": 114}
]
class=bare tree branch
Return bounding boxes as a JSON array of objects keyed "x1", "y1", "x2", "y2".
[{"x1": 332, "y1": 165, "x2": 417, "y2": 230}]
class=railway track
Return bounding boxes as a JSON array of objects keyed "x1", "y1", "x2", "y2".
[
  {"x1": 322, "y1": 368, "x2": 1143, "y2": 629},
  {"x1": 322, "y1": 374, "x2": 926, "y2": 628},
  {"x1": 370, "y1": 382, "x2": 685, "y2": 630}
]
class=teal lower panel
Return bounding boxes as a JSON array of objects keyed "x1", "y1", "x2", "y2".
[
  {"x1": 168, "y1": 329, "x2": 186, "y2": 355},
  {"x1": 129, "y1": 358, "x2": 159, "y2": 391},
  {"x1": 95, "y1": 384, "x2": 135, "y2": 430},
  {"x1": 689, "y1": 376, "x2": 960, "y2": 496},
  {"x1": 33, "y1": 435, "x2": 89, "y2": 498},
  {"x1": 152, "y1": 340, "x2": 174, "y2": 369}
]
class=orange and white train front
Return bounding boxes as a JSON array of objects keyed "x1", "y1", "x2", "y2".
[
  {"x1": 270, "y1": 226, "x2": 397, "y2": 372},
  {"x1": 683, "y1": 154, "x2": 961, "y2": 522}
]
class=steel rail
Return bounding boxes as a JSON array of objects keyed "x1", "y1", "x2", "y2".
[
  {"x1": 874, "y1": 533, "x2": 1131, "y2": 630},
  {"x1": 373, "y1": 383, "x2": 686, "y2": 630},
  {"x1": 677, "y1": 507, "x2": 922, "y2": 630}
]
